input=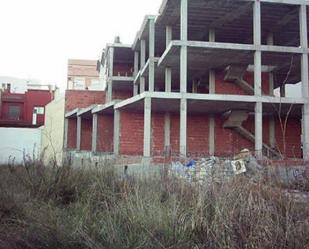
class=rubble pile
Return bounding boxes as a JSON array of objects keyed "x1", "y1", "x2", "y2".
[{"x1": 170, "y1": 149, "x2": 264, "y2": 184}]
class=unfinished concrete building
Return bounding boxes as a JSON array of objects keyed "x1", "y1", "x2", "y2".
[{"x1": 64, "y1": 0, "x2": 309, "y2": 166}]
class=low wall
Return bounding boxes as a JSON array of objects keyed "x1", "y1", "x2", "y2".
[{"x1": 0, "y1": 127, "x2": 42, "y2": 165}]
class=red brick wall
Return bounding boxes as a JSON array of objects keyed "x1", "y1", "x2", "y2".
[
  {"x1": 187, "y1": 115, "x2": 209, "y2": 156},
  {"x1": 97, "y1": 114, "x2": 114, "y2": 152},
  {"x1": 67, "y1": 118, "x2": 77, "y2": 149},
  {"x1": 170, "y1": 114, "x2": 180, "y2": 155},
  {"x1": 215, "y1": 71, "x2": 270, "y2": 95},
  {"x1": 115, "y1": 111, "x2": 301, "y2": 159},
  {"x1": 152, "y1": 113, "x2": 165, "y2": 156},
  {"x1": 275, "y1": 117, "x2": 302, "y2": 158},
  {"x1": 65, "y1": 90, "x2": 105, "y2": 112},
  {"x1": 80, "y1": 119, "x2": 92, "y2": 151},
  {"x1": 119, "y1": 111, "x2": 144, "y2": 155}
]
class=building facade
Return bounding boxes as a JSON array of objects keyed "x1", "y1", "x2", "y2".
[
  {"x1": 67, "y1": 59, "x2": 102, "y2": 90},
  {"x1": 0, "y1": 83, "x2": 54, "y2": 127},
  {"x1": 64, "y1": 0, "x2": 309, "y2": 165}
]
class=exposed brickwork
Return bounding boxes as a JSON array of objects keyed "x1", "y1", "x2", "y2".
[
  {"x1": 119, "y1": 111, "x2": 144, "y2": 155},
  {"x1": 215, "y1": 117, "x2": 235, "y2": 156},
  {"x1": 187, "y1": 115, "x2": 209, "y2": 156},
  {"x1": 215, "y1": 70, "x2": 270, "y2": 95},
  {"x1": 80, "y1": 119, "x2": 92, "y2": 151},
  {"x1": 97, "y1": 114, "x2": 114, "y2": 153},
  {"x1": 67, "y1": 118, "x2": 77, "y2": 149},
  {"x1": 275, "y1": 117, "x2": 302, "y2": 158},
  {"x1": 152, "y1": 113, "x2": 165, "y2": 156},
  {"x1": 65, "y1": 90, "x2": 105, "y2": 112},
  {"x1": 170, "y1": 114, "x2": 180, "y2": 154}
]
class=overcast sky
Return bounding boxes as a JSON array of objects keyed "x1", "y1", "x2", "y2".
[{"x1": 0, "y1": 0, "x2": 162, "y2": 89}]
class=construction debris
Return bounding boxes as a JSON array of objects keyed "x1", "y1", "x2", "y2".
[{"x1": 170, "y1": 149, "x2": 264, "y2": 184}]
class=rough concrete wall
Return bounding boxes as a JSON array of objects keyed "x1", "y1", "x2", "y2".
[
  {"x1": 152, "y1": 113, "x2": 165, "y2": 156},
  {"x1": 80, "y1": 119, "x2": 92, "y2": 151},
  {"x1": 97, "y1": 114, "x2": 114, "y2": 153},
  {"x1": 119, "y1": 111, "x2": 144, "y2": 155},
  {"x1": 187, "y1": 115, "x2": 209, "y2": 156},
  {"x1": 65, "y1": 90, "x2": 105, "y2": 112},
  {"x1": 275, "y1": 117, "x2": 302, "y2": 158},
  {"x1": 67, "y1": 118, "x2": 77, "y2": 149},
  {"x1": 41, "y1": 96, "x2": 65, "y2": 166},
  {"x1": 0, "y1": 127, "x2": 41, "y2": 165}
]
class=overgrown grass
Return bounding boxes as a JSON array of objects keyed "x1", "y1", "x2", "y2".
[{"x1": 0, "y1": 162, "x2": 309, "y2": 249}]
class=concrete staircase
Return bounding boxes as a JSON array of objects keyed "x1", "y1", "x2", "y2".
[
  {"x1": 224, "y1": 65, "x2": 254, "y2": 95},
  {"x1": 223, "y1": 110, "x2": 282, "y2": 158}
]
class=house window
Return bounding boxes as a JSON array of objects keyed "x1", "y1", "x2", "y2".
[
  {"x1": 33, "y1": 107, "x2": 44, "y2": 115},
  {"x1": 8, "y1": 106, "x2": 21, "y2": 120}
]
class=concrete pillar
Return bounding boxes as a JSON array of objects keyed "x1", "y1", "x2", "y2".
[
  {"x1": 255, "y1": 102, "x2": 263, "y2": 158},
  {"x1": 208, "y1": 29, "x2": 216, "y2": 156},
  {"x1": 253, "y1": 1, "x2": 261, "y2": 46},
  {"x1": 144, "y1": 97, "x2": 152, "y2": 157},
  {"x1": 300, "y1": 4, "x2": 309, "y2": 159},
  {"x1": 149, "y1": 19, "x2": 155, "y2": 92},
  {"x1": 208, "y1": 30, "x2": 216, "y2": 94},
  {"x1": 267, "y1": 33, "x2": 275, "y2": 96},
  {"x1": 134, "y1": 51, "x2": 139, "y2": 76},
  {"x1": 92, "y1": 114, "x2": 98, "y2": 152},
  {"x1": 180, "y1": 98, "x2": 187, "y2": 157},
  {"x1": 107, "y1": 80, "x2": 113, "y2": 103},
  {"x1": 269, "y1": 72, "x2": 275, "y2": 96},
  {"x1": 76, "y1": 116, "x2": 81, "y2": 151},
  {"x1": 133, "y1": 84, "x2": 138, "y2": 96},
  {"x1": 165, "y1": 64, "x2": 172, "y2": 155},
  {"x1": 164, "y1": 113, "x2": 171, "y2": 153},
  {"x1": 113, "y1": 110, "x2": 120, "y2": 155},
  {"x1": 180, "y1": 0, "x2": 188, "y2": 93},
  {"x1": 180, "y1": 50, "x2": 187, "y2": 93},
  {"x1": 140, "y1": 77, "x2": 145, "y2": 93},
  {"x1": 107, "y1": 46, "x2": 114, "y2": 103},
  {"x1": 140, "y1": 40, "x2": 146, "y2": 68},
  {"x1": 64, "y1": 118, "x2": 68, "y2": 150},
  {"x1": 165, "y1": 67, "x2": 172, "y2": 92},
  {"x1": 209, "y1": 29, "x2": 215, "y2": 42},
  {"x1": 166, "y1": 26, "x2": 172, "y2": 47},
  {"x1": 254, "y1": 0, "x2": 263, "y2": 159},
  {"x1": 134, "y1": 51, "x2": 139, "y2": 96},
  {"x1": 209, "y1": 115, "x2": 215, "y2": 156},
  {"x1": 179, "y1": 0, "x2": 188, "y2": 157},
  {"x1": 254, "y1": 52, "x2": 262, "y2": 96},
  {"x1": 109, "y1": 47, "x2": 114, "y2": 77},
  {"x1": 268, "y1": 17, "x2": 275, "y2": 156}
]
